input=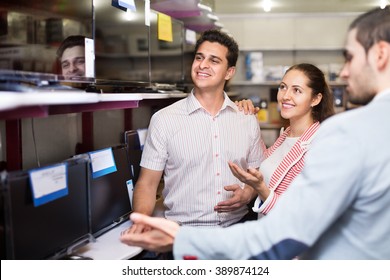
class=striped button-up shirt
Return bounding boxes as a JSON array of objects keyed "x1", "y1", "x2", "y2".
[{"x1": 141, "y1": 91, "x2": 263, "y2": 227}]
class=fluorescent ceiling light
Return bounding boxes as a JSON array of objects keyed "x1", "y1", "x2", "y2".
[
  {"x1": 380, "y1": 0, "x2": 388, "y2": 9},
  {"x1": 214, "y1": 21, "x2": 224, "y2": 28},
  {"x1": 207, "y1": 13, "x2": 219, "y2": 21},
  {"x1": 263, "y1": 0, "x2": 272, "y2": 12},
  {"x1": 198, "y1": 3, "x2": 212, "y2": 13}
]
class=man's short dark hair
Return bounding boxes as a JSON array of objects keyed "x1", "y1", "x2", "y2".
[
  {"x1": 349, "y1": 5, "x2": 390, "y2": 53},
  {"x1": 195, "y1": 29, "x2": 239, "y2": 68},
  {"x1": 56, "y1": 35, "x2": 86, "y2": 59}
]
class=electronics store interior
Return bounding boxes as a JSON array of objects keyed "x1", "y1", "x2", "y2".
[{"x1": 0, "y1": 0, "x2": 374, "y2": 260}]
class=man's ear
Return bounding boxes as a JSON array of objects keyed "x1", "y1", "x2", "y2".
[
  {"x1": 376, "y1": 41, "x2": 390, "y2": 70},
  {"x1": 225, "y1": 66, "x2": 236, "y2": 81}
]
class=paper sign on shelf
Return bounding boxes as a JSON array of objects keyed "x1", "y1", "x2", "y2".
[
  {"x1": 145, "y1": 0, "x2": 150, "y2": 26},
  {"x1": 89, "y1": 147, "x2": 117, "y2": 179},
  {"x1": 185, "y1": 29, "x2": 197, "y2": 45},
  {"x1": 85, "y1": 38, "x2": 95, "y2": 78},
  {"x1": 29, "y1": 163, "x2": 68, "y2": 207},
  {"x1": 158, "y1": 13, "x2": 173, "y2": 42}
]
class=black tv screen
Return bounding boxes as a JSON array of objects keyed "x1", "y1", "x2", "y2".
[
  {"x1": 94, "y1": 0, "x2": 149, "y2": 82},
  {"x1": 123, "y1": 130, "x2": 142, "y2": 183},
  {"x1": 2, "y1": 158, "x2": 90, "y2": 259},
  {"x1": 149, "y1": 10, "x2": 184, "y2": 84},
  {"x1": 89, "y1": 145, "x2": 133, "y2": 237},
  {"x1": 0, "y1": 0, "x2": 93, "y2": 80}
]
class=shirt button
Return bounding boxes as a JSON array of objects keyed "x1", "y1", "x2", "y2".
[
  {"x1": 216, "y1": 172, "x2": 220, "y2": 176},
  {"x1": 215, "y1": 153, "x2": 219, "y2": 157},
  {"x1": 183, "y1": 255, "x2": 198, "y2": 260}
]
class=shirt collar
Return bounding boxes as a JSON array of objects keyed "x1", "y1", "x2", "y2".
[
  {"x1": 186, "y1": 89, "x2": 237, "y2": 115},
  {"x1": 373, "y1": 88, "x2": 390, "y2": 102}
]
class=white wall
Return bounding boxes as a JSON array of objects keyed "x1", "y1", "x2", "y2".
[{"x1": 220, "y1": 13, "x2": 358, "y2": 50}]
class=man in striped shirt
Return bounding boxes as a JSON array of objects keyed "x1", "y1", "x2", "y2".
[{"x1": 128, "y1": 29, "x2": 263, "y2": 238}]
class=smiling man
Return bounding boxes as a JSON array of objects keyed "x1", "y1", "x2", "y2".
[
  {"x1": 56, "y1": 35, "x2": 86, "y2": 79},
  {"x1": 126, "y1": 30, "x2": 264, "y2": 259}
]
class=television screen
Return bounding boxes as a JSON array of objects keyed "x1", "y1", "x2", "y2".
[
  {"x1": 123, "y1": 130, "x2": 143, "y2": 184},
  {"x1": 0, "y1": 0, "x2": 93, "y2": 81},
  {"x1": 94, "y1": 0, "x2": 150, "y2": 83},
  {"x1": 149, "y1": 11, "x2": 184, "y2": 85},
  {"x1": 2, "y1": 158, "x2": 90, "y2": 259},
  {"x1": 89, "y1": 145, "x2": 133, "y2": 237}
]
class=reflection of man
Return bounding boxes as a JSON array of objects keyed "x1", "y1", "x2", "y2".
[{"x1": 56, "y1": 35, "x2": 85, "y2": 78}]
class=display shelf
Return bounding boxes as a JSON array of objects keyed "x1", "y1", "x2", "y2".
[
  {"x1": 0, "y1": 92, "x2": 145, "y2": 119},
  {"x1": 49, "y1": 101, "x2": 140, "y2": 115},
  {"x1": 74, "y1": 220, "x2": 142, "y2": 260},
  {"x1": 0, "y1": 106, "x2": 48, "y2": 120},
  {"x1": 140, "y1": 92, "x2": 188, "y2": 99},
  {"x1": 0, "y1": 91, "x2": 100, "y2": 111}
]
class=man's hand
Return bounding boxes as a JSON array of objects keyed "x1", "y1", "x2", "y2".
[
  {"x1": 214, "y1": 184, "x2": 255, "y2": 212},
  {"x1": 120, "y1": 213, "x2": 180, "y2": 253}
]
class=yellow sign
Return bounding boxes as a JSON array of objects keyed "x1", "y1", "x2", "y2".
[{"x1": 157, "y1": 13, "x2": 173, "y2": 42}]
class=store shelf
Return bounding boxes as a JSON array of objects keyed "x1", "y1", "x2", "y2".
[
  {"x1": 0, "y1": 90, "x2": 193, "y2": 119},
  {"x1": 0, "y1": 91, "x2": 141, "y2": 119}
]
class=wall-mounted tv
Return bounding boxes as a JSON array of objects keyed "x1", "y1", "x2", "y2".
[
  {"x1": 149, "y1": 10, "x2": 184, "y2": 85},
  {"x1": 94, "y1": 0, "x2": 150, "y2": 83},
  {"x1": 0, "y1": 0, "x2": 93, "y2": 82}
]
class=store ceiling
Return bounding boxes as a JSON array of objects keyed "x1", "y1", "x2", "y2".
[
  {"x1": 213, "y1": 0, "x2": 387, "y2": 15},
  {"x1": 150, "y1": 0, "x2": 388, "y2": 32}
]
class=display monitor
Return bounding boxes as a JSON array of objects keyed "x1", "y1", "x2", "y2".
[
  {"x1": 94, "y1": 0, "x2": 149, "y2": 83},
  {"x1": 0, "y1": 0, "x2": 93, "y2": 81},
  {"x1": 123, "y1": 130, "x2": 142, "y2": 184},
  {"x1": 89, "y1": 145, "x2": 133, "y2": 237},
  {"x1": 149, "y1": 11, "x2": 184, "y2": 85},
  {"x1": 2, "y1": 158, "x2": 90, "y2": 259}
]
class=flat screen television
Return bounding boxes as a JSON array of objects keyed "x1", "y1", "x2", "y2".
[
  {"x1": 0, "y1": 0, "x2": 93, "y2": 81},
  {"x1": 88, "y1": 145, "x2": 133, "y2": 237},
  {"x1": 2, "y1": 157, "x2": 90, "y2": 259},
  {"x1": 149, "y1": 11, "x2": 184, "y2": 85},
  {"x1": 94, "y1": 0, "x2": 150, "y2": 83},
  {"x1": 123, "y1": 130, "x2": 142, "y2": 184}
]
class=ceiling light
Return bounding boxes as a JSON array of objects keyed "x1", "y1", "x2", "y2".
[
  {"x1": 197, "y1": 3, "x2": 212, "y2": 13},
  {"x1": 263, "y1": 0, "x2": 272, "y2": 12},
  {"x1": 214, "y1": 21, "x2": 224, "y2": 28},
  {"x1": 207, "y1": 13, "x2": 219, "y2": 21},
  {"x1": 379, "y1": 0, "x2": 388, "y2": 9}
]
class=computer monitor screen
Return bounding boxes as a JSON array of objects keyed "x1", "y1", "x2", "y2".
[
  {"x1": 89, "y1": 145, "x2": 133, "y2": 237},
  {"x1": 123, "y1": 130, "x2": 142, "y2": 184},
  {"x1": 149, "y1": 11, "x2": 184, "y2": 84},
  {"x1": 94, "y1": 0, "x2": 149, "y2": 82},
  {"x1": 0, "y1": 0, "x2": 93, "y2": 80},
  {"x1": 3, "y1": 158, "x2": 90, "y2": 259}
]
